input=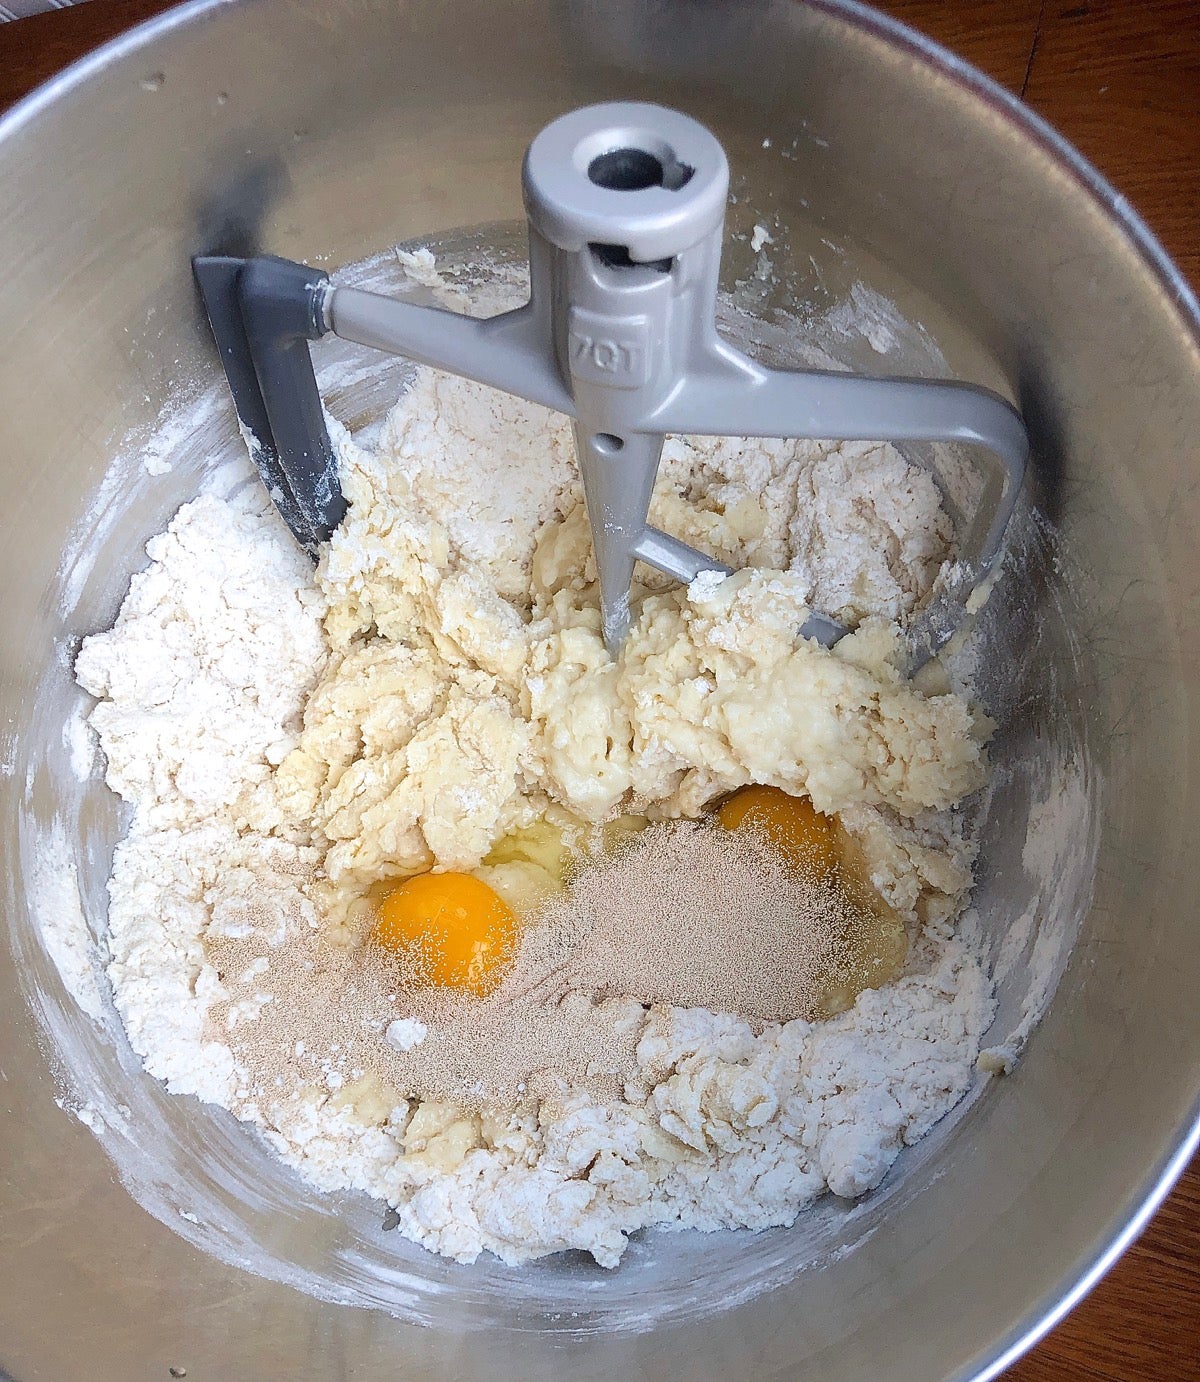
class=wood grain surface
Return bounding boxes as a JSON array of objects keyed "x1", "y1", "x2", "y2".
[{"x1": 0, "y1": 2, "x2": 1197, "y2": 1378}]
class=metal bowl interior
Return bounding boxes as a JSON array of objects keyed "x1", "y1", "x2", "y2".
[{"x1": 0, "y1": 2, "x2": 1197, "y2": 1380}]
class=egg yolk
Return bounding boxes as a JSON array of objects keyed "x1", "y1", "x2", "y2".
[
  {"x1": 717, "y1": 784, "x2": 910, "y2": 1018},
  {"x1": 716, "y1": 784, "x2": 840, "y2": 881},
  {"x1": 371, "y1": 872, "x2": 519, "y2": 997}
]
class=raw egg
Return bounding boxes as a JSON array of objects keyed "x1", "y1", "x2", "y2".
[
  {"x1": 717, "y1": 783, "x2": 909, "y2": 1017},
  {"x1": 371, "y1": 872, "x2": 519, "y2": 997},
  {"x1": 716, "y1": 784, "x2": 839, "y2": 880}
]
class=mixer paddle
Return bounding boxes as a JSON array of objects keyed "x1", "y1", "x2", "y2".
[{"x1": 195, "y1": 102, "x2": 1027, "y2": 661}]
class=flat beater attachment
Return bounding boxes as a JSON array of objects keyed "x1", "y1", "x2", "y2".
[{"x1": 195, "y1": 102, "x2": 1027, "y2": 660}]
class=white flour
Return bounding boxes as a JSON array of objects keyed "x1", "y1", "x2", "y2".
[{"x1": 77, "y1": 339, "x2": 997, "y2": 1267}]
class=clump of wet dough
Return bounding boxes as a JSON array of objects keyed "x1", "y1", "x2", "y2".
[{"x1": 262, "y1": 367, "x2": 982, "y2": 904}]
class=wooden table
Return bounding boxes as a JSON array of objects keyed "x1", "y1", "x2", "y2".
[{"x1": 1, "y1": 2, "x2": 1197, "y2": 1377}]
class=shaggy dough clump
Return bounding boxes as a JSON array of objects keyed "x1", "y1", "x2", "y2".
[
  {"x1": 78, "y1": 356, "x2": 995, "y2": 1269},
  {"x1": 259, "y1": 370, "x2": 981, "y2": 907}
]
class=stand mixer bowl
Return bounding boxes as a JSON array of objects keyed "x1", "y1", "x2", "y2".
[{"x1": 1, "y1": 2, "x2": 1198, "y2": 1379}]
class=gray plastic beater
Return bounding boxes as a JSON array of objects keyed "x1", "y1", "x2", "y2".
[{"x1": 194, "y1": 102, "x2": 1027, "y2": 657}]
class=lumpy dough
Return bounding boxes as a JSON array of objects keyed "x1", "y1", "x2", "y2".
[
  {"x1": 269, "y1": 366, "x2": 984, "y2": 904},
  {"x1": 78, "y1": 348, "x2": 998, "y2": 1271}
]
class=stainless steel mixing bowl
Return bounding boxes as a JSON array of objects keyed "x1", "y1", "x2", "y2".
[{"x1": 2, "y1": 2, "x2": 1198, "y2": 1378}]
